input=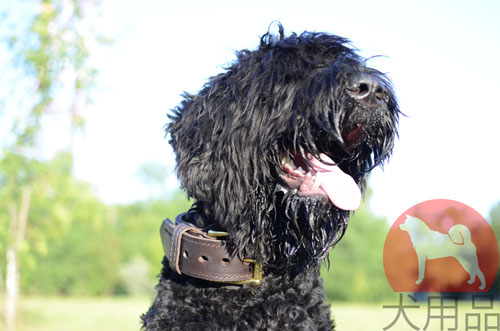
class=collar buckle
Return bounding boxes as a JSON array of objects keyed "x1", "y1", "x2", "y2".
[{"x1": 161, "y1": 214, "x2": 262, "y2": 286}]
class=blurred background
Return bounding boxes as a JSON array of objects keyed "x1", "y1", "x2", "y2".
[{"x1": 1, "y1": 0, "x2": 499, "y2": 330}]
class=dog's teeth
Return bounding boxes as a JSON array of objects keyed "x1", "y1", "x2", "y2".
[
  {"x1": 281, "y1": 155, "x2": 291, "y2": 166},
  {"x1": 293, "y1": 189, "x2": 298, "y2": 193}
]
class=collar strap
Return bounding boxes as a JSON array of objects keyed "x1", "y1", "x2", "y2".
[{"x1": 160, "y1": 214, "x2": 262, "y2": 285}]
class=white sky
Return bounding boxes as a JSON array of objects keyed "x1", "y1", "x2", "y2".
[{"x1": 3, "y1": 0, "x2": 500, "y2": 223}]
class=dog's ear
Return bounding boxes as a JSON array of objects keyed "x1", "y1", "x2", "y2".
[
  {"x1": 168, "y1": 99, "x2": 227, "y2": 214},
  {"x1": 167, "y1": 89, "x2": 276, "y2": 260},
  {"x1": 167, "y1": 95, "x2": 214, "y2": 203}
]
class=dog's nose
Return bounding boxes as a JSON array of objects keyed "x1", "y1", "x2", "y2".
[{"x1": 346, "y1": 74, "x2": 386, "y2": 108}]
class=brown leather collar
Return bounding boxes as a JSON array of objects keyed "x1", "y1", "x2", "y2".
[{"x1": 160, "y1": 213, "x2": 262, "y2": 285}]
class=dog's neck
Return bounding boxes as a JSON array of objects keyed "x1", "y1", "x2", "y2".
[
  {"x1": 161, "y1": 212, "x2": 264, "y2": 286},
  {"x1": 173, "y1": 204, "x2": 330, "y2": 280}
]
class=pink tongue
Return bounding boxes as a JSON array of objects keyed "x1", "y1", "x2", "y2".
[{"x1": 307, "y1": 153, "x2": 361, "y2": 211}]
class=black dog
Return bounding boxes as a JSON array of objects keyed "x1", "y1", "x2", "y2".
[{"x1": 142, "y1": 24, "x2": 399, "y2": 330}]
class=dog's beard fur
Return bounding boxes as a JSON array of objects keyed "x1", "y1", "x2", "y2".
[
  {"x1": 168, "y1": 25, "x2": 399, "y2": 275},
  {"x1": 270, "y1": 192, "x2": 349, "y2": 272}
]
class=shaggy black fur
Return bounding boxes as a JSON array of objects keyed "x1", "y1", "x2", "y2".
[{"x1": 143, "y1": 24, "x2": 399, "y2": 330}]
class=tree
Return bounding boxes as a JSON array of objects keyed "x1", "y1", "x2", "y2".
[
  {"x1": 0, "y1": 1, "x2": 102, "y2": 329},
  {"x1": 15, "y1": 153, "x2": 121, "y2": 296}
]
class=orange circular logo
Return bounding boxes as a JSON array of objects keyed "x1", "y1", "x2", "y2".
[{"x1": 383, "y1": 199, "x2": 499, "y2": 292}]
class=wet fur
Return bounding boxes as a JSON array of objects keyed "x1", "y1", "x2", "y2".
[{"x1": 142, "y1": 24, "x2": 399, "y2": 330}]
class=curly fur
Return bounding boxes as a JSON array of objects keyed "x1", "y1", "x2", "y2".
[{"x1": 143, "y1": 24, "x2": 399, "y2": 330}]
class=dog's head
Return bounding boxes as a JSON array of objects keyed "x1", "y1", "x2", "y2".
[
  {"x1": 400, "y1": 216, "x2": 429, "y2": 234},
  {"x1": 168, "y1": 24, "x2": 399, "y2": 272}
]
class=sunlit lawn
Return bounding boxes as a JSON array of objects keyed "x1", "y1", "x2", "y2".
[
  {"x1": 3, "y1": 297, "x2": 498, "y2": 331},
  {"x1": 12, "y1": 296, "x2": 152, "y2": 331}
]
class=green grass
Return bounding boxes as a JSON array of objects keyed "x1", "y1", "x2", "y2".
[
  {"x1": 11, "y1": 296, "x2": 152, "y2": 331},
  {"x1": 332, "y1": 302, "x2": 425, "y2": 331},
  {"x1": 2, "y1": 297, "x2": 498, "y2": 331}
]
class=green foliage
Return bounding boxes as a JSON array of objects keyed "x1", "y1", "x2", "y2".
[
  {"x1": 488, "y1": 201, "x2": 500, "y2": 297},
  {"x1": 489, "y1": 201, "x2": 500, "y2": 240},
  {"x1": 322, "y1": 192, "x2": 393, "y2": 302},
  {"x1": 13, "y1": 190, "x2": 191, "y2": 296},
  {"x1": 2, "y1": 0, "x2": 99, "y2": 150},
  {"x1": 19, "y1": 162, "x2": 121, "y2": 296},
  {"x1": 0, "y1": 152, "x2": 116, "y2": 296},
  {"x1": 0, "y1": 0, "x2": 192, "y2": 302},
  {"x1": 119, "y1": 257, "x2": 154, "y2": 297},
  {"x1": 0, "y1": 0, "x2": 106, "y2": 307},
  {"x1": 113, "y1": 193, "x2": 192, "y2": 282}
]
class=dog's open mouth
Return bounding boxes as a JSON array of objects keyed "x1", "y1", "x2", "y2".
[
  {"x1": 281, "y1": 150, "x2": 361, "y2": 211},
  {"x1": 343, "y1": 124, "x2": 363, "y2": 148}
]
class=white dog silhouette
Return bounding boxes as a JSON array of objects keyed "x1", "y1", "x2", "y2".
[{"x1": 399, "y1": 215, "x2": 485, "y2": 290}]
